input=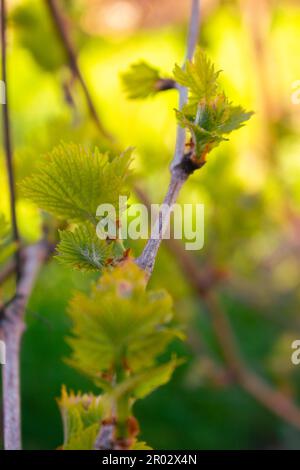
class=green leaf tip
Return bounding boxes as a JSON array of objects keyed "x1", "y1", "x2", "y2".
[
  {"x1": 56, "y1": 225, "x2": 113, "y2": 272},
  {"x1": 58, "y1": 386, "x2": 106, "y2": 450},
  {"x1": 174, "y1": 48, "x2": 253, "y2": 165}
]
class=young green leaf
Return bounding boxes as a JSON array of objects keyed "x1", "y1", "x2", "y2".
[
  {"x1": 67, "y1": 260, "x2": 183, "y2": 389},
  {"x1": 121, "y1": 61, "x2": 174, "y2": 99},
  {"x1": 58, "y1": 386, "x2": 105, "y2": 450},
  {"x1": 174, "y1": 48, "x2": 253, "y2": 164},
  {"x1": 21, "y1": 143, "x2": 132, "y2": 224},
  {"x1": 174, "y1": 48, "x2": 221, "y2": 108},
  {"x1": 56, "y1": 225, "x2": 113, "y2": 272}
]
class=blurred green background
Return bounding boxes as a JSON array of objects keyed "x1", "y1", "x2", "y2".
[{"x1": 1, "y1": 0, "x2": 300, "y2": 449}]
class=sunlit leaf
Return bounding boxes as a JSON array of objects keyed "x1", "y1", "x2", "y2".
[
  {"x1": 21, "y1": 143, "x2": 132, "y2": 224},
  {"x1": 174, "y1": 48, "x2": 253, "y2": 163},
  {"x1": 173, "y1": 48, "x2": 221, "y2": 106},
  {"x1": 67, "y1": 260, "x2": 183, "y2": 390}
]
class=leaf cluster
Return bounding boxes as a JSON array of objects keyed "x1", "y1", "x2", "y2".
[
  {"x1": 21, "y1": 143, "x2": 132, "y2": 272},
  {"x1": 174, "y1": 48, "x2": 253, "y2": 164},
  {"x1": 67, "y1": 260, "x2": 183, "y2": 399}
]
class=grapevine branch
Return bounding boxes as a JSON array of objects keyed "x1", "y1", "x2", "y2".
[
  {"x1": 0, "y1": 0, "x2": 21, "y2": 278},
  {"x1": 135, "y1": 0, "x2": 201, "y2": 275},
  {"x1": 0, "y1": 242, "x2": 49, "y2": 450},
  {"x1": 0, "y1": 0, "x2": 51, "y2": 449}
]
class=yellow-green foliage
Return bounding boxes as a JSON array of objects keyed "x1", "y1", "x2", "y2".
[
  {"x1": 21, "y1": 143, "x2": 133, "y2": 272},
  {"x1": 174, "y1": 49, "x2": 221, "y2": 107},
  {"x1": 58, "y1": 387, "x2": 152, "y2": 450},
  {"x1": 121, "y1": 61, "x2": 163, "y2": 99},
  {"x1": 67, "y1": 260, "x2": 183, "y2": 397},
  {"x1": 174, "y1": 48, "x2": 253, "y2": 162},
  {"x1": 58, "y1": 386, "x2": 106, "y2": 450},
  {"x1": 21, "y1": 143, "x2": 132, "y2": 224},
  {"x1": 55, "y1": 225, "x2": 113, "y2": 272}
]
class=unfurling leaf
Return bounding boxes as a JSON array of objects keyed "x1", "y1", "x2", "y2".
[
  {"x1": 174, "y1": 48, "x2": 221, "y2": 107},
  {"x1": 21, "y1": 143, "x2": 132, "y2": 224},
  {"x1": 56, "y1": 225, "x2": 113, "y2": 272},
  {"x1": 67, "y1": 260, "x2": 184, "y2": 392},
  {"x1": 121, "y1": 61, "x2": 174, "y2": 99},
  {"x1": 174, "y1": 48, "x2": 253, "y2": 164},
  {"x1": 58, "y1": 386, "x2": 106, "y2": 450}
]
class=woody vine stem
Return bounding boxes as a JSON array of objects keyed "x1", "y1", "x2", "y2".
[
  {"x1": 135, "y1": 0, "x2": 200, "y2": 276},
  {"x1": 0, "y1": 0, "x2": 50, "y2": 450}
]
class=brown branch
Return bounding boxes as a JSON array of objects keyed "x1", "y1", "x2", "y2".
[
  {"x1": 0, "y1": 241, "x2": 50, "y2": 449},
  {"x1": 44, "y1": 0, "x2": 114, "y2": 142},
  {"x1": 0, "y1": 0, "x2": 21, "y2": 278},
  {"x1": 156, "y1": 78, "x2": 177, "y2": 92},
  {"x1": 171, "y1": 0, "x2": 200, "y2": 171},
  {"x1": 136, "y1": 0, "x2": 201, "y2": 275}
]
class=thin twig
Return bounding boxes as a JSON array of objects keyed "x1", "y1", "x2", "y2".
[
  {"x1": 136, "y1": 0, "x2": 201, "y2": 275},
  {"x1": 135, "y1": 169, "x2": 188, "y2": 275},
  {"x1": 0, "y1": 241, "x2": 50, "y2": 449},
  {"x1": 0, "y1": 0, "x2": 21, "y2": 279},
  {"x1": 171, "y1": 0, "x2": 200, "y2": 171},
  {"x1": 44, "y1": 0, "x2": 114, "y2": 142}
]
